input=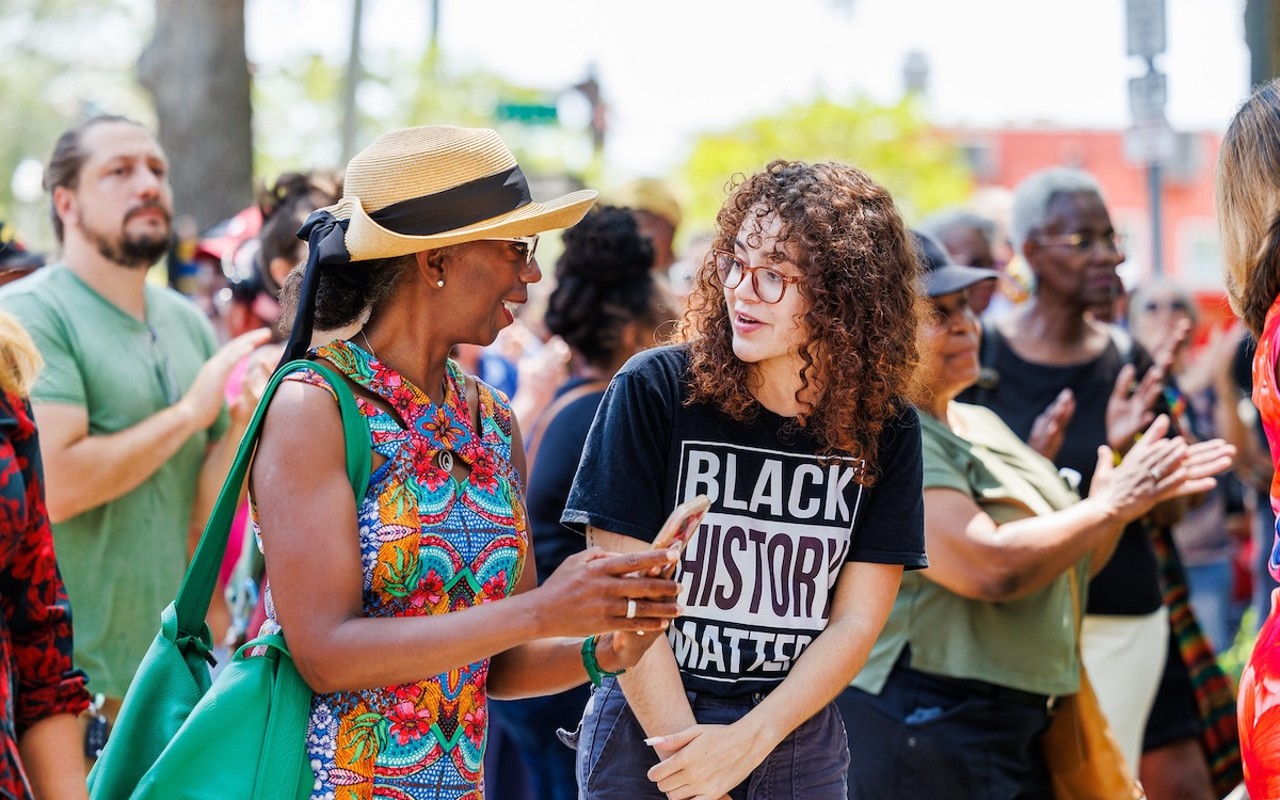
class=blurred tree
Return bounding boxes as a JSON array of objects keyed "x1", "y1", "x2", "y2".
[
  {"x1": 678, "y1": 95, "x2": 973, "y2": 240},
  {"x1": 140, "y1": 0, "x2": 252, "y2": 232},
  {"x1": 0, "y1": 0, "x2": 151, "y2": 248},
  {"x1": 2, "y1": 0, "x2": 594, "y2": 246}
]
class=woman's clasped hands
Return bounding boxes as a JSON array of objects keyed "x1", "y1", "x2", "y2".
[{"x1": 645, "y1": 719, "x2": 770, "y2": 800}]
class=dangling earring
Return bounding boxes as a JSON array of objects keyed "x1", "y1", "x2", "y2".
[{"x1": 436, "y1": 279, "x2": 445, "y2": 288}]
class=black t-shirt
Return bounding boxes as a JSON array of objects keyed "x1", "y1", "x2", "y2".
[
  {"x1": 525, "y1": 378, "x2": 605, "y2": 586},
  {"x1": 958, "y1": 326, "x2": 1164, "y2": 615},
  {"x1": 562, "y1": 345, "x2": 927, "y2": 697}
]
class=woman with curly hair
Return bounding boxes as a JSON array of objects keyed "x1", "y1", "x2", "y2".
[{"x1": 562, "y1": 160, "x2": 928, "y2": 799}]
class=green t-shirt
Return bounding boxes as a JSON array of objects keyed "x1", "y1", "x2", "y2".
[
  {"x1": 853, "y1": 402, "x2": 1086, "y2": 697},
  {"x1": 0, "y1": 264, "x2": 226, "y2": 697}
]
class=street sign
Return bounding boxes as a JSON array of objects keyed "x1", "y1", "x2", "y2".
[
  {"x1": 1124, "y1": 116, "x2": 1177, "y2": 166},
  {"x1": 495, "y1": 102, "x2": 559, "y2": 126},
  {"x1": 1126, "y1": 0, "x2": 1167, "y2": 58},
  {"x1": 1128, "y1": 69, "x2": 1167, "y2": 120}
]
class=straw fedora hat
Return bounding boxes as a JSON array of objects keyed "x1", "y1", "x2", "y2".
[{"x1": 326, "y1": 126, "x2": 597, "y2": 260}]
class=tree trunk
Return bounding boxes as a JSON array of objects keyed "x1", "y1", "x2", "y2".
[
  {"x1": 1246, "y1": 0, "x2": 1280, "y2": 85},
  {"x1": 138, "y1": 0, "x2": 252, "y2": 233}
]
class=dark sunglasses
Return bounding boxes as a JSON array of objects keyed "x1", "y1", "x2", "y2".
[{"x1": 1142, "y1": 298, "x2": 1189, "y2": 314}]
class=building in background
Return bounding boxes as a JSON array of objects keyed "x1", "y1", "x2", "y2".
[{"x1": 951, "y1": 124, "x2": 1231, "y2": 328}]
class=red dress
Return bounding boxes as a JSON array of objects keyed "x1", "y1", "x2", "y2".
[
  {"x1": 0, "y1": 391, "x2": 89, "y2": 798},
  {"x1": 1239, "y1": 295, "x2": 1280, "y2": 796}
]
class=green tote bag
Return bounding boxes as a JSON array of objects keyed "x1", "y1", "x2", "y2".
[{"x1": 88, "y1": 359, "x2": 370, "y2": 800}]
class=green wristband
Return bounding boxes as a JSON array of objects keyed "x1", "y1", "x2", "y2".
[{"x1": 581, "y1": 635, "x2": 627, "y2": 687}]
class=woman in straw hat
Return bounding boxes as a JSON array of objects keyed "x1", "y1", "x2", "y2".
[
  {"x1": 561, "y1": 160, "x2": 929, "y2": 799},
  {"x1": 248, "y1": 126, "x2": 682, "y2": 799}
]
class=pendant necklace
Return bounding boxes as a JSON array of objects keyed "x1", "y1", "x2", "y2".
[
  {"x1": 361, "y1": 331, "x2": 455, "y2": 472},
  {"x1": 360, "y1": 330, "x2": 378, "y2": 362}
]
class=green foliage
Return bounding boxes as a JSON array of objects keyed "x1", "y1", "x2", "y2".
[
  {"x1": 0, "y1": 0, "x2": 151, "y2": 248},
  {"x1": 250, "y1": 41, "x2": 588, "y2": 193},
  {"x1": 678, "y1": 94, "x2": 973, "y2": 240},
  {"x1": 1219, "y1": 605, "x2": 1258, "y2": 689}
]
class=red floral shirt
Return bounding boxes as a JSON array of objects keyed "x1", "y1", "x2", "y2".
[{"x1": 0, "y1": 391, "x2": 89, "y2": 798}]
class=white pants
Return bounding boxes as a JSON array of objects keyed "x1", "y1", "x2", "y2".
[{"x1": 1080, "y1": 608, "x2": 1170, "y2": 770}]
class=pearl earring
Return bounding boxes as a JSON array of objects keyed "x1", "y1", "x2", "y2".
[{"x1": 436, "y1": 279, "x2": 445, "y2": 288}]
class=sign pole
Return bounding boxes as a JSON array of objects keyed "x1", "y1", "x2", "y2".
[
  {"x1": 1125, "y1": 0, "x2": 1169, "y2": 280},
  {"x1": 1149, "y1": 161, "x2": 1163, "y2": 276}
]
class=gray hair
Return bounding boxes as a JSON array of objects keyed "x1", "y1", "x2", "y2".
[
  {"x1": 917, "y1": 208, "x2": 995, "y2": 245},
  {"x1": 1009, "y1": 168, "x2": 1105, "y2": 252}
]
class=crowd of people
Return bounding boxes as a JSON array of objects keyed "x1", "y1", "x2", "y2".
[{"x1": 3, "y1": 80, "x2": 1280, "y2": 799}]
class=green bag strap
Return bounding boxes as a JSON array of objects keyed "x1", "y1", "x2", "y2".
[
  {"x1": 174, "y1": 358, "x2": 371, "y2": 639},
  {"x1": 220, "y1": 631, "x2": 310, "y2": 799}
]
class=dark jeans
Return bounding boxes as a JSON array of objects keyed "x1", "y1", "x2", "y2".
[
  {"x1": 837, "y1": 665, "x2": 1055, "y2": 800},
  {"x1": 489, "y1": 686, "x2": 590, "y2": 800},
  {"x1": 576, "y1": 677, "x2": 849, "y2": 799}
]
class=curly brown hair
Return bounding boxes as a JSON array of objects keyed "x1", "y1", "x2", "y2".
[{"x1": 680, "y1": 160, "x2": 920, "y2": 485}]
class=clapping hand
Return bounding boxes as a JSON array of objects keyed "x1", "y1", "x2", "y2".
[
  {"x1": 1091, "y1": 415, "x2": 1236, "y2": 524},
  {"x1": 1028, "y1": 388, "x2": 1076, "y2": 460},
  {"x1": 1104, "y1": 320, "x2": 1190, "y2": 453}
]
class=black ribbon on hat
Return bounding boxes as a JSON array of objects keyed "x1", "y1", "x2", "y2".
[
  {"x1": 369, "y1": 165, "x2": 531, "y2": 236},
  {"x1": 277, "y1": 209, "x2": 351, "y2": 368},
  {"x1": 276, "y1": 165, "x2": 534, "y2": 370}
]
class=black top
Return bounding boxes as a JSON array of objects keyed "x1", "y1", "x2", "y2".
[
  {"x1": 959, "y1": 327, "x2": 1165, "y2": 615},
  {"x1": 563, "y1": 345, "x2": 927, "y2": 697},
  {"x1": 524, "y1": 378, "x2": 606, "y2": 585}
]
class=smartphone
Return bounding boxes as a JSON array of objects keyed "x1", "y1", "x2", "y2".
[{"x1": 647, "y1": 494, "x2": 711, "y2": 576}]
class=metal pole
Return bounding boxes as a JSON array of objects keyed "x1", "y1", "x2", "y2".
[
  {"x1": 430, "y1": 0, "x2": 440, "y2": 52},
  {"x1": 340, "y1": 0, "x2": 365, "y2": 164},
  {"x1": 1148, "y1": 161, "x2": 1163, "y2": 277}
]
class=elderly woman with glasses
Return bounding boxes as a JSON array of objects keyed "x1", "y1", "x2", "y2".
[
  {"x1": 956, "y1": 167, "x2": 1238, "y2": 796},
  {"x1": 561, "y1": 160, "x2": 929, "y2": 799},
  {"x1": 838, "y1": 233, "x2": 1232, "y2": 798}
]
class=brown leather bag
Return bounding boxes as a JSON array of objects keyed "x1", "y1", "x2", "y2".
[{"x1": 1042, "y1": 569, "x2": 1146, "y2": 800}]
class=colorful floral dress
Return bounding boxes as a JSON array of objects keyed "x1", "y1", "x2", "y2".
[
  {"x1": 1240, "y1": 296, "x2": 1280, "y2": 796},
  {"x1": 255, "y1": 341, "x2": 528, "y2": 800}
]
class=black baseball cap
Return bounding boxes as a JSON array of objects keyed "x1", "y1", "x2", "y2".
[{"x1": 913, "y1": 230, "x2": 997, "y2": 298}]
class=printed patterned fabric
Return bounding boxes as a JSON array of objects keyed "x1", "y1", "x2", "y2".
[
  {"x1": 0, "y1": 391, "x2": 90, "y2": 799},
  {"x1": 1259, "y1": 299, "x2": 1280, "y2": 583},
  {"x1": 1242, "y1": 295, "x2": 1280, "y2": 797},
  {"x1": 1149, "y1": 523, "x2": 1242, "y2": 795},
  {"x1": 255, "y1": 341, "x2": 528, "y2": 800}
]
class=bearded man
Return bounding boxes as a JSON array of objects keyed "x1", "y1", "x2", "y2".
[{"x1": 0, "y1": 115, "x2": 266, "y2": 766}]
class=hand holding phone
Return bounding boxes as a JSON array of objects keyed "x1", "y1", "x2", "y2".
[{"x1": 647, "y1": 495, "x2": 710, "y2": 576}]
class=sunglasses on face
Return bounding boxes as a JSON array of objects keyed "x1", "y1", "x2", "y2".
[
  {"x1": 711, "y1": 249, "x2": 803, "y2": 304},
  {"x1": 1143, "y1": 298, "x2": 1189, "y2": 314},
  {"x1": 486, "y1": 235, "x2": 539, "y2": 265},
  {"x1": 1033, "y1": 231, "x2": 1126, "y2": 257}
]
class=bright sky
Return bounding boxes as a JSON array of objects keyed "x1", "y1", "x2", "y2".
[{"x1": 247, "y1": 0, "x2": 1252, "y2": 182}]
